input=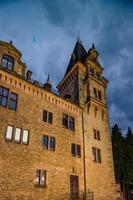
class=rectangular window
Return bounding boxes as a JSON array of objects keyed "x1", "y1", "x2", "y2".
[
  {"x1": 62, "y1": 113, "x2": 68, "y2": 128},
  {"x1": 35, "y1": 169, "x2": 47, "y2": 187},
  {"x1": 15, "y1": 128, "x2": 21, "y2": 142},
  {"x1": 6, "y1": 125, "x2": 13, "y2": 141},
  {"x1": 71, "y1": 143, "x2": 76, "y2": 156},
  {"x1": 50, "y1": 136, "x2": 55, "y2": 151},
  {"x1": 77, "y1": 145, "x2": 81, "y2": 157},
  {"x1": 96, "y1": 72, "x2": 100, "y2": 80},
  {"x1": 69, "y1": 116, "x2": 75, "y2": 131},
  {"x1": 89, "y1": 67, "x2": 94, "y2": 76},
  {"x1": 42, "y1": 135, "x2": 49, "y2": 149},
  {"x1": 43, "y1": 110, "x2": 53, "y2": 124},
  {"x1": 22, "y1": 130, "x2": 29, "y2": 144},
  {"x1": 92, "y1": 147, "x2": 97, "y2": 162},
  {"x1": 98, "y1": 91, "x2": 102, "y2": 100},
  {"x1": 43, "y1": 110, "x2": 47, "y2": 122},
  {"x1": 92, "y1": 147, "x2": 102, "y2": 163},
  {"x1": 48, "y1": 112, "x2": 53, "y2": 124},
  {"x1": 71, "y1": 143, "x2": 81, "y2": 158},
  {"x1": 9, "y1": 92, "x2": 18, "y2": 110},
  {"x1": 97, "y1": 149, "x2": 101, "y2": 163},
  {"x1": 0, "y1": 86, "x2": 9, "y2": 107},
  {"x1": 93, "y1": 88, "x2": 97, "y2": 98},
  {"x1": 97, "y1": 131, "x2": 100, "y2": 140}
]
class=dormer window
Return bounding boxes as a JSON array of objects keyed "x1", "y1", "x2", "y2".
[{"x1": 1, "y1": 55, "x2": 14, "y2": 71}]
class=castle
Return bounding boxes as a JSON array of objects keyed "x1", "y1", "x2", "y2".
[{"x1": 0, "y1": 40, "x2": 118, "y2": 200}]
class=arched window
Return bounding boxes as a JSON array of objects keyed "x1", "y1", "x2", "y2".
[{"x1": 1, "y1": 55, "x2": 14, "y2": 70}]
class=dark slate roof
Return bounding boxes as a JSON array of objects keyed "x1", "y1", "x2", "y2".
[{"x1": 65, "y1": 41, "x2": 87, "y2": 77}]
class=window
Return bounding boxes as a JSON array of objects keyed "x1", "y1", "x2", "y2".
[
  {"x1": 6, "y1": 125, "x2": 13, "y2": 141},
  {"x1": 42, "y1": 135, "x2": 49, "y2": 149},
  {"x1": 89, "y1": 67, "x2": 94, "y2": 76},
  {"x1": 62, "y1": 113, "x2": 68, "y2": 128},
  {"x1": 92, "y1": 147, "x2": 101, "y2": 163},
  {"x1": 43, "y1": 110, "x2": 53, "y2": 124},
  {"x1": 9, "y1": 92, "x2": 18, "y2": 110},
  {"x1": 62, "y1": 113, "x2": 75, "y2": 131},
  {"x1": 35, "y1": 169, "x2": 47, "y2": 187},
  {"x1": 5, "y1": 125, "x2": 29, "y2": 145},
  {"x1": 93, "y1": 88, "x2": 97, "y2": 98},
  {"x1": 71, "y1": 143, "x2": 81, "y2": 158},
  {"x1": 96, "y1": 72, "x2": 100, "y2": 80},
  {"x1": 93, "y1": 129, "x2": 100, "y2": 140},
  {"x1": 22, "y1": 130, "x2": 29, "y2": 144},
  {"x1": 15, "y1": 128, "x2": 21, "y2": 142},
  {"x1": 2, "y1": 55, "x2": 14, "y2": 70},
  {"x1": 98, "y1": 91, "x2": 102, "y2": 100},
  {"x1": 42, "y1": 135, "x2": 56, "y2": 151},
  {"x1": 0, "y1": 86, "x2": 18, "y2": 110},
  {"x1": 0, "y1": 86, "x2": 9, "y2": 107},
  {"x1": 50, "y1": 137, "x2": 55, "y2": 151},
  {"x1": 69, "y1": 116, "x2": 75, "y2": 131}
]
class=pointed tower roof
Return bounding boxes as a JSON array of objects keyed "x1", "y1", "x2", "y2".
[{"x1": 65, "y1": 40, "x2": 87, "y2": 77}]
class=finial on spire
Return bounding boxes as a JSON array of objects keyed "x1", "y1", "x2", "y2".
[
  {"x1": 46, "y1": 74, "x2": 50, "y2": 83},
  {"x1": 77, "y1": 36, "x2": 82, "y2": 44},
  {"x1": 92, "y1": 43, "x2": 95, "y2": 49}
]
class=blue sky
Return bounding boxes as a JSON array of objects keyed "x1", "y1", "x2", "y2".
[{"x1": 0, "y1": 0, "x2": 133, "y2": 131}]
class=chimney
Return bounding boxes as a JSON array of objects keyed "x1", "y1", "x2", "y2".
[
  {"x1": 34, "y1": 80, "x2": 39, "y2": 86},
  {"x1": 10, "y1": 40, "x2": 13, "y2": 45},
  {"x1": 26, "y1": 70, "x2": 32, "y2": 81}
]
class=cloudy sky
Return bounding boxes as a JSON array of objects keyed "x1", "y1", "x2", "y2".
[{"x1": 0, "y1": 0, "x2": 133, "y2": 132}]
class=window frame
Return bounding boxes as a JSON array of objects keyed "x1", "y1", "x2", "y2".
[
  {"x1": 43, "y1": 110, "x2": 53, "y2": 124},
  {"x1": 5, "y1": 125, "x2": 14, "y2": 141},
  {"x1": 22, "y1": 129, "x2": 29, "y2": 145},
  {"x1": 9, "y1": 92, "x2": 18, "y2": 110},
  {"x1": 35, "y1": 169, "x2": 47, "y2": 188},
  {"x1": 0, "y1": 86, "x2": 9, "y2": 108},
  {"x1": 14, "y1": 127, "x2": 22, "y2": 143},
  {"x1": 92, "y1": 147, "x2": 102, "y2": 163},
  {"x1": 1, "y1": 54, "x2": 14, "y2": 71}
]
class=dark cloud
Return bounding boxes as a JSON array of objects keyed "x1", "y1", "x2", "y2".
[{"x1": 0, "y1": 0, "x2": 133, "y2": 131}]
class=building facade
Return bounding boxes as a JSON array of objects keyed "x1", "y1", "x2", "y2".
[{"x1": 0, "y1": 40, "x2": 117, "y2": 200}]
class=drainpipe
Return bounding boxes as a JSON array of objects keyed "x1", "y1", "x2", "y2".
[{"x1": 82, "y1": 110, "x2": 87, "y2": 200}]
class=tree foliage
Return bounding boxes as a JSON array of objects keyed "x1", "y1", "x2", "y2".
[{"x1": 112, "y1": 124, "x2": 133, "y2": 199}]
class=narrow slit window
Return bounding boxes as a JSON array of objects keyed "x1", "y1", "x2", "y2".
[
  {"x1": 22, "y1": 130, "x2": 29, "y2": 144},
  {"x1": 15, "y1": 128, "x2": 21, "y2": 142},
  {"x1": 6, "y1": 125, "x2": 13, "y2": 141}
]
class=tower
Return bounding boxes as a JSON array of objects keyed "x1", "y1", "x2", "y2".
[{"x1": 57, "y1": 40, "x2": 117, "y2": 200}]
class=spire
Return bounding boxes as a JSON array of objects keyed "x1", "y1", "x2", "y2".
[
  {"x1": 64, "y1": 40, "x2": 87, "y2": 77},
  {"x1": 43, "y1": 74, "x2": 52, "y2": 92}
]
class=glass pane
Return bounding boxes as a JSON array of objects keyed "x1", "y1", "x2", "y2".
[
  {"x1": 0, "y1": 87, "x2": 3, "y2": 95},
  {"x1": 41, "y1": 170, "x2": 46, "y2": 186},
  {"x1": 3, "y1": 88, "x2": 9, "y2": 97},
  {"x1": 8, "y1": 61, "x2": 13, "y2": 70},
  {"x1": 48, "y1": 112, "x2": 53, "y2": 124},
  {"x1": 77, "y1": 145, "x2": 81, "y2": 157},
  {"x1": 92, "y1": 147, "x2": 97, "y2": 162},
  {"x1": 43, "y1": 110, "x2": 47, "y2": 122},
  {"x1": 2, "y1": 58, "x2": 7, "y2": 67},
  {"x1": 15, "y1": 128, "x2": 21, "y2": 142},
  {"x1": 22, "y1": 130, "x2": 29, "y2": 144},
  {"x1": 9, "y1": 100, "x2": 16, "y2": 110},
  {"x1": 69, "y1": 116, "x2": 75, "y2": 130},
  {"x1": 71, "y1": 143, "x2": 76, "y2": 156},
  {"x1": 62, "y1": 113, "x2": 68, "y2": 127},
  {"x1": 35, "y1": 169, "x2": 41, "y2": 185},
  {"x1": 42, "y1": 135, "x2": 48, "y2": 149},
  {"x1": 1, "y1": 97, "x2": 7, "y2": 107},
  {"x1": 10, "y1": 93, "x2": 17, "y2": 100},
  {"x1": 50, "y1": 137, "x2": 55, "y2": 150},
  {"x1": 6, "y1": 125, "x2": 13, "y2": 140}
]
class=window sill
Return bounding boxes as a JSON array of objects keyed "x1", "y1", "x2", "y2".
[{"x1": 34, "y1": 184, "x2": 47, "y2": 188}]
